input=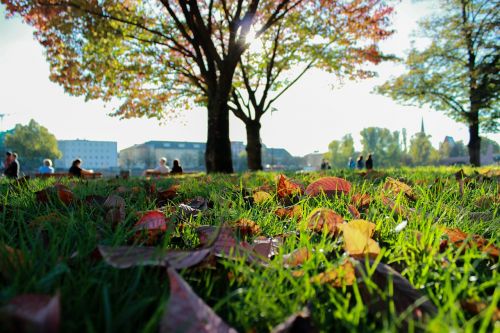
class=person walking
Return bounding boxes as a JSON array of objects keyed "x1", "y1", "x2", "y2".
[
  {"x1": 365, "y1": 154, "x2": 373, "y2": 171},
  {"x1": 356, "y1": 155, "x2": 364, "y2": 170},
  {"x1": 4, "y1": 152, "x2": 20, "y2": 179},
  {"x1": 348, "y1": 157, "x2": 356, "y2": 169}
]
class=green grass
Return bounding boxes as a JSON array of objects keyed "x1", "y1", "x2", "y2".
[{"x1": 0, "y1": 166, "x2": 499, "y2": 332}]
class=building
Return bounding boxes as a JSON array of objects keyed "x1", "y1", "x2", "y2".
[
  {"x1": 119, "y1": 141, "x2": 246, "y2": 172},
  {"x1": 55, "y1": 139, "x2": 118, "y2": 170}
]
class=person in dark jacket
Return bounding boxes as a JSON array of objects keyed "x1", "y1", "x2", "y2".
[
  {"x1": 170, "y1": 159, "x2": 183, "y2": 174},
  {"x1": 356, "y1": 155, "x2": 364, "y2": 170},
  {"x1": 69, "y1": 159, "x2": 93, "y2": 178},
  {"x1": 3, "y1": 152, "x2": 19, "y2": 179},
  {"x1": 365, "y1": 154, "x2": 373, "y2": 171}
]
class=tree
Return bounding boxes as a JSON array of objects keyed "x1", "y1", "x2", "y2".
[
  {"x1": 480, "y1": 136, "x2": 499, "y2": 154},
  {"x1": 4, "y1": 119, "x2": 62, "y2": 170},
  {"x1": 360, "y1": 127, "x2": 403, "y2": 167},
  {"x1": 3, "y1": 1, "x2": 309, "y2": 173},
  {"x1": 229, "y1": 1, "x2": 394, "y2": 170},
  {"x1": 376, "y1": 0, "x2": 499, "y2": 166},
  {"x1": 326, "y1": 134, "x2": 355, "y2": 168},
  {"x1": 409, "y1": 132, "x2": 437, "y2": 165}
]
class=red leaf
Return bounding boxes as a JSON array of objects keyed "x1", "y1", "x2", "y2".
[
  {"x1": 160, "y1": 268, "x2": 238, "y2": 333},
  {"x1": 134, "y1": 211, "x2": 167, "y2": 231},
  {"x1": 305, "y1": 177, "x2": 351, "y2": 197},
  {"x1": 2, "y1": 293, "x2": 60, "y2": 333},
  {"x1": 98, "y1": 245, "x2": 210, "y2": 269}
]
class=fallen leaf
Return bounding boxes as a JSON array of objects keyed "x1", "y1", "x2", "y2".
[
  {"x1": 383, "y1": 177, "x2": 417, "y2": 200},
  {"x1": 134, "y1": 211, "x2": 170, "y2": 244},
  {"x1": 347, "y1": 205, "x2": 361, "y2": 219},
  {"x1": 0, "y1": 244, "x2": 26, "y2": 280},
  {"x1": 276, "y1": 174, "x2": 303, "y2": 199},
  {"x1": 441, "y1": 227, "x2": 499, "y2": 259},
  {"x1": 233, "y1": 218, "x2": 261, "y2": 237},
  {"x1": 380, "y1": 194, "x2": 410, "y2": 218},
  {"x1": 134, "y1": 211, "x2": 168, "y2": 231},
  {"x1": 1, "y1": 293, "x2": 60, "y2": 333},
  {"x1": 305, "y1": 177, "x2": 351, "y2": 197},
  {"x1": 103, "y1": 195, "x2": 126, "y2": 225},
  {"x1": 306, "y1": 208, "x2": 344, "y2": 236},
  {"x1": 283, "y1": 248, "x2": 311, "y2": 268},
  {"x1": 310, "y1": 259, "x2": 356, "y2": 287},
  {"x1": 353, "y1": 259, "x2": 437, "y2": 318},
  {"x1": 160, "y1": 268, "x2": 237, "y2": 333},
  {"x1": 98, "y1": 245, "x2": 210, "y2": 269},
  {"x1": 350, "y1": 193, "x2": 372, "y2": 209},
  {"x1": 157, "y1": 184, "x2": 180, "y2": 203},
  {"x1": 460, "y1": 299, "x2": 500, "y2": 321},
  {"x1": 253, "y1": 191, "x2": 272, "y2": 204},
  {"x1": 341, "y1": 220, "x2": 380, "y2": 258},
  {"x1": 271, "y1": 307, "x2": 317, "y2": 333},
  {"x1": 275, "y1": 205, "x2": 302, "y2": 220},
  {"x1": 251, "y1": 237, "x2": 282, "y2": 258}
]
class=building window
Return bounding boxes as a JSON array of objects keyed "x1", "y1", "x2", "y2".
[
  {"x1": 163, "y1": 143, "x2": 171, "y2": 147},
  {"x1": 178, "y1": 143, "x2": 185, "y2": 148}
]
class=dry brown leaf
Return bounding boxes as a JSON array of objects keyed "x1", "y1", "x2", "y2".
[
  {"x1": 98, "y1": 245, "x2": 210, "y2": 269},
  {"x1": 233, "y1": 218, "x2": 261, "y2": 237},
  {"x1": 310, "y1": 260, "x2": 356, "y2": 287},
  {"x1": 271, "y1": 307, "x2": 317, "y2": 333},
  {"x1": 306, "y1": 208, "x2": 344, "y2": 236},
  {"x1": 383, "y1": 177, "x2": 417, "y2": 200},
  {"x1": 160, "y1": 268, "x2": 238, "y2": 333},
  {"x1": 283, "y1": 247, "x2": 311, "y2": 268},
  {"x1": 350, "y1": 193, "x2": 372, "y2": 209},
  {"x1": 460, "y1": 299, "x2": 500, "y2": 321},
  {"x1": 275, "y1": 205, "x2": 302, "y2": 220},
  {"x1": 305, "y1": 177, "x2": 351, "y2": 197},
  {"x1": 1, "y1": 293, "x2": 60, "y2": 333},
  {"x1": 347, "y1": 205, "x2": 361, "y2": 219}
]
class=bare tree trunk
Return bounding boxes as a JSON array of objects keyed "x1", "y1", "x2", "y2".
[
  {"x1": 245, "y1": 120, "x2": 263, "y2": 171},
  {"x1": 467, "y1": 108, "x2": 481, "y2": 167},
  {"x1": 205, "y1": 90, "x2": 234, "y2": 173}
]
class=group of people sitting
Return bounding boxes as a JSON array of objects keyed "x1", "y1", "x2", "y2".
[
  {"x1": 144, "y1": 157, "x2": 183, "y2": 175},
  {"x1": 2, "y1": 151, "x2": 184, "y2": 179}
]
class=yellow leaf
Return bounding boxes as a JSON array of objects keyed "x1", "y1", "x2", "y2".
[
  {"x1": 342, "y1": 220, "x2": 379, "y2": 257},
  {"x1": 253, "y1": 191, "x2": 272, "y2": 204}
]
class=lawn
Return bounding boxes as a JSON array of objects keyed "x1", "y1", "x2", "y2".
[{"x1": 0, "y1": 167, "x2": 499, "y2": 333}]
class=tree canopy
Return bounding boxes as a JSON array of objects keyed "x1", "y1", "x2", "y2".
[
  {"x1": 376, "y1": 0, "x2": 499, "y2": 166},
  {"x1": 3, "y1": 0, "x2": 319, "y2": 172},
  {"x1": 4, "y1": 119, "x2": 62, "y2": 170},
  {"x1": 229, "y1": 0, "x2": 394, "y2": 170}
]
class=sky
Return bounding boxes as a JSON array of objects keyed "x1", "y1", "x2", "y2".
[{"x1": 0, "y1": 1, "x2": 498, "y2": 157}]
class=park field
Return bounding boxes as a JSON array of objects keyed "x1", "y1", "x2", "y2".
[{"x1": 0, "y1": 167, "x2": 499, "y2": 332}]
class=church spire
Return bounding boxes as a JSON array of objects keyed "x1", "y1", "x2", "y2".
[{"x1": 420, "y1": 117, "x2": 425, "y2": 134}]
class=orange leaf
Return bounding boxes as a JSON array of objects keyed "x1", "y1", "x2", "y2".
[
  {"x1": 351, "y1": 193, "x2": 372, "y2": 209},
  {"x1": 383, "y1": 177, "x2": 416, "y2": 200},
  {"x1": 311, "y1": 260, "x2": 356, "y2": 287},
  {"x1": 305, "y1": 177, "x2": 351, "y2": 197},
  {"x1": 275, "y1": 205, "x2": 302, "y2": 220},
  {"x1": 283, "y1": 247, "x2": 311, "y2": 268},
  {"x1": 306, "y1": 208, "x2": 344, "y2": 236},
  {"x1": 276, "y1": 174, "x2": 303, "y2": 198},
  {"x1": 233, "y1": 218, "x2": 261, "y2": 237},
  {"x1": 347, "y1": 205, "x2": 361, "y2": 219}
]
